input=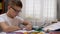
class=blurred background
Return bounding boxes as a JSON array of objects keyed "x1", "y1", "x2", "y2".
[{"x1": 0, "y1": 0, "x2": 59, "y2": 27}]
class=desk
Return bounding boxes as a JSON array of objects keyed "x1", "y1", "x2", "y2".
[{"x1": 0, "y1": 30, "x2": 49, "y2": 34}]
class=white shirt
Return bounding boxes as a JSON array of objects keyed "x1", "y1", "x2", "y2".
[{"x1": 0, "y1": 13, "x2": 24, "y2": 26}]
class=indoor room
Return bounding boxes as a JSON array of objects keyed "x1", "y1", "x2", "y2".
[{"x1": 0, "y1": 0, "x2": 60, "y2": 34}]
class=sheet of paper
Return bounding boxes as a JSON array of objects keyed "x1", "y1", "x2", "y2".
[
  {"x1": 43, "y1": 22, "x2": 60, "y2": 31},
  {"x1": 14, "y1": 30, "x2": 35, "y2": 32}
]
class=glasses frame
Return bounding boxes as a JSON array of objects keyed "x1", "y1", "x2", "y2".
[{"x1": 11, "y1": 7, "x2": 21, "y2": 13}]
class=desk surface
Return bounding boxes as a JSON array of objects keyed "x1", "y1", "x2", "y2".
[{"x1": 0, "y1": 30, "x2": 49, "y2": 34}]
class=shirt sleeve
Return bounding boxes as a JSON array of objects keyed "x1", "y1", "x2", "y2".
[
  {"x1": 0, "y1": 17, "x2": 5, "y2": 23},
  {"x1": 16, "y1": 16, "x2": 24, "y2": 23}
]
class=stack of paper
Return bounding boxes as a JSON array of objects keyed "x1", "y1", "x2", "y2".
[{"x1": 43, "y1": 22, "x2": 60, "y2": 31}]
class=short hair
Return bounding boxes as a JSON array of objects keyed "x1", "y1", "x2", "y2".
[{"x1": 8, "y1": 0, "x2": 23, "y2": 8}]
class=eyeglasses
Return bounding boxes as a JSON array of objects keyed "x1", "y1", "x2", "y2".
[{"x1": 11, "y1": 7, "x2": 21, "y2": 13}]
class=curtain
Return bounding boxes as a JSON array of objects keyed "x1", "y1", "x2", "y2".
[{"x1": 19, "y1": 0, "x2": 57, "y2": 27}]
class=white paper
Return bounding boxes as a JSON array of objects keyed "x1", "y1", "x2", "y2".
[
  {"x1": 14, "y1": 30, "x2": 35, "y2": 32},
  {"x1": 43, "y1": 22, "x2": 60, "y2": 31}
]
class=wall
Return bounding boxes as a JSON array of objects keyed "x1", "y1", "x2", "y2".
[{"x1": 57, "y1": 0, "x2": 60, "y2": 20}]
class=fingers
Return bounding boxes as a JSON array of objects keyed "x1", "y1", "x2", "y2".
[{"x1": 25, "y1": 25, "x2": 32, "y2": 31}]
